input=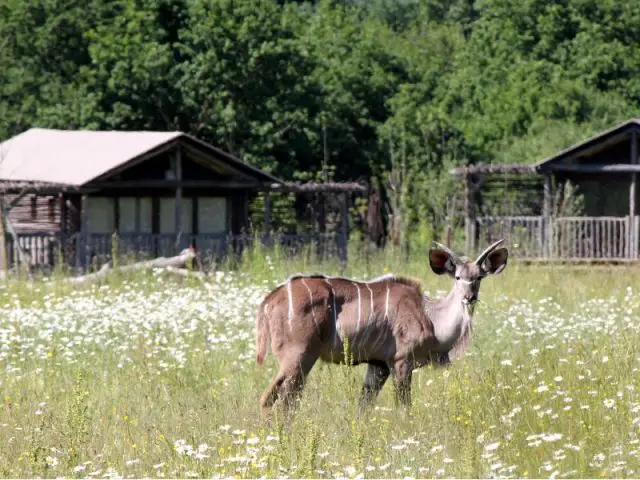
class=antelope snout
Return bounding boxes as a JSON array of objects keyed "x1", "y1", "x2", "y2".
[{"x1": 462, "y1": 294, "x2": 477, "y2": 305}]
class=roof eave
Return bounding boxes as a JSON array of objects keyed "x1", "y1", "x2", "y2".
[
  {"x1": 81, "y1": 133, "x2": 283, "y2": 187},
  {"x1": 535, "y1": 119, "x2": 640, "y2": 172},
  {"x1": 179, "y1": 134, "x2": 283, "y2": 184}
]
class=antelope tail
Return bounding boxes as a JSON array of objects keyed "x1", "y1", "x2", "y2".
[{"x1": 256, "y1": 303, "x2": 270, "y2": 365}]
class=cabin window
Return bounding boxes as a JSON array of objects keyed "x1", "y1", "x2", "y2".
[
  {"x1": 159, "y1": 197, "x2": 193, "y2": 234},
  {"x1": 139, "y1": 197, "x2": 152, "y2": 233},
  {"x1": 119, "y1": 197, "x2": 136, "y2": 233},
  {"x1": 86, "y1": 197, "x2": 115, "y2": 234},
  {"x1": 118, "y1": 197, "x2": 153, "y2": 233},
  {"x1": 198, "y1": 197, "x2": 227, "y2": 234}
]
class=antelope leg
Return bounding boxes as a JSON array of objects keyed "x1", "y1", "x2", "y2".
[
  {"x1": 392, "y1": 359, "x2": 413, "y2": 408},
  {"x1": 358, "y1": 361, "x2": 390, "y2": 410}
]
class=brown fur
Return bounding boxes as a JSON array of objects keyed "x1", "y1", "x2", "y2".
[
  {"x1": 255, "y1": 274, "x2": 438, "y2": 417},
  {"x1": 255, "y1": 241, "x2": 508, "y2": 418}
]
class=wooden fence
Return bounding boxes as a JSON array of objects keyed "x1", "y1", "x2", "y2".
[
  {"x1": 477, "y1": 215, "x2": 640, "y2": 260},
  {"x1": 4, "y1": 231, "x2": 342, "y2": 271}
]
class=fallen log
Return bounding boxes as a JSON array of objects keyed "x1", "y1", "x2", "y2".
[{"x1": 70, "y1": 248, "x2": 200, "y2": 284}]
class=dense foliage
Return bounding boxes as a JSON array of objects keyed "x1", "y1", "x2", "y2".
[{"x1": 1, "y1": 0, "x2": 639, "y2": 242}]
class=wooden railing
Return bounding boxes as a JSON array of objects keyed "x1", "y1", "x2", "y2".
[
  {"x1": 552, "y1": 216, "x2": 632, "y2": 259},
  {"x1": 4, "y1": 231, "x2": 342, "y2": 270},
  {"x1": 477, "y1": 215, "x2": 640, "y2": 260},
  {"x1": 477, "y1": 216, "x2": 545, "y2": 259}
]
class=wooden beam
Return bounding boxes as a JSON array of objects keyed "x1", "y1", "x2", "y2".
[
  {"x1": 7, "y1": 190, "x2": 30, "y2": 210},
  {"x1": 547, "y1": 163, "x2": 640, "y2": 173},
  {"x1": 86, "y1": 180, "x2": 260, "y2": 189},
  {"x1": 76, "y1": 195, "x2": 89, "y2": 270},
  {"x1": 192, "y1": 196, "x2": 199, "y2": 236},
  {"x1": 114, "y1": 197, "x2": 120, "y2": 233},
  {"x1": 173, "y1": 147, "x2": 183, "y2": 251},
  {"x1": 543, "y1": 173, "x2": 552, "y2": 258},
  {"x1": 59, "y1": 194, "x2": 68, "y2": 264},
  {"x1": 269, "y1": 181, "x2": 367, "y2": 193},
  {"x1": 631, "y1": 131, "x2": 638, "y2": 258},
  {"x1": 134, "y1": 197, "x2": 141, "y2": 234},
  {"x1": 452, "y1": 164, "x2": 536, "y2": 176},
  {"x1": 0, "y1": 196, "x2": 7, "y2": 276},
  {"x1": 3, "y1": 207, "x2": 31, "y2": 275}
]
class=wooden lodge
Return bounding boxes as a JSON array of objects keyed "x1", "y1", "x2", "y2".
[
  {"x1": 0, "y1": 129, "x2": 364, "y2": 272},
  {"x1": 452, "y1": 119, "x2": 640, "y2": 261}
]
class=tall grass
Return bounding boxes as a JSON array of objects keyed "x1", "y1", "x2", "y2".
[{"x1": 1, "y1": 242, "x2": 640, "y2": 478}]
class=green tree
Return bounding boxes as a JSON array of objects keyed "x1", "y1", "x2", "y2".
[
  {"x1": 176, "y1": 0, "x2": 319, "y2": 177},
  {"x1": 0, "y1": 0, "x2": 105, "y2": 136},
  {"x1": 83, "y1": 0, "x2": 188, "y2": 130}
]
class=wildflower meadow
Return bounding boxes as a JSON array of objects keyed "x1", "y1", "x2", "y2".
[{"x1": 1, "y1": 247, "x2": 640, "y2": 478}]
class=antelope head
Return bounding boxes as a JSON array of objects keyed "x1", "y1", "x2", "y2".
[{"x1": 428, "y1": 239, "x2": 508, "y2": 307}]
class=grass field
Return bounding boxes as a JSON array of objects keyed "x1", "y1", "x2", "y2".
[{"x1": 2, "y1": 246, "x2": 640, "y2": 478}]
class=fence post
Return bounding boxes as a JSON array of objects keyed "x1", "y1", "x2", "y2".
[
  {"x1": 76, "y1": 195, "x2": 89, "y2": 272},
  {"x1": 627, "y1": 215, "x2": 632, "y2": 259},
  {"x1": 633, "y1": 215, "x2": 637, "y2": 260},
  {"x1": 548, "y1": 216, "x2": 555, "y2": 259},
  {"x1": 542, "y1": 173, "x2": 552, "y2": 259},
  {"x1": 537, "y1": 217, "x2": 544, "y2": 259}
]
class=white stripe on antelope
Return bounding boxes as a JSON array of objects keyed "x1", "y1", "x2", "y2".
[{"x1": 255, "y1": 240, "x2": 509, "y2": 417}]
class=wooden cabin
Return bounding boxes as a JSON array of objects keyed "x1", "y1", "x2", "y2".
[
  {"x1": 0, "y1": 128, "x2": 282, "y2": 268},
  {"x1": 452, "y1": 119, "x2": 640, "y2": 261}
]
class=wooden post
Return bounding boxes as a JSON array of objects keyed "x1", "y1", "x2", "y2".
[
  {"x1": 543, "y1": 172, "x2": 552, "y2": 258},
  {"x1": 0, "y1": 196, "x2": 7, "y2": 277},
  {"x1": 630, "y1": 131, "x2": 638, "y2": 259},
  {"x1": 173, "y1": 147, "x2": 183, "y2": 252},
  {"x1": 338, "y1": 192, "x2": 349, "y2": 264},
  {"x1": 464, "y1": 173, "x2": 476, "y2": 254},
  {"x1": 58, "y1": 193, "x2": 68, "y2": 266},
  {"x1": 76, "y1": 195, "x2": 89, "y2": 271},
  {"x1": 134, "y1": 197, "x2": 141, "y2": 233}
]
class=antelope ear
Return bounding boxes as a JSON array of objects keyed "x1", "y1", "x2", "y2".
[
  {"x1": 429, "y1": 248, "x2": 456, "y2": 276},
  {"x1": 481, "y1": 247, "x2": 508, "y2": 275}
]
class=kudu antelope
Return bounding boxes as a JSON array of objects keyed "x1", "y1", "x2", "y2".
[{"x1": 255, "y1": 239, "x2": 508, "y2": 415}]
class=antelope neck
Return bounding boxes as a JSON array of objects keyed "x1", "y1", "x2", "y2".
[{"x1": 428, "y1": 288, "x2": 473, "y2": 349}]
